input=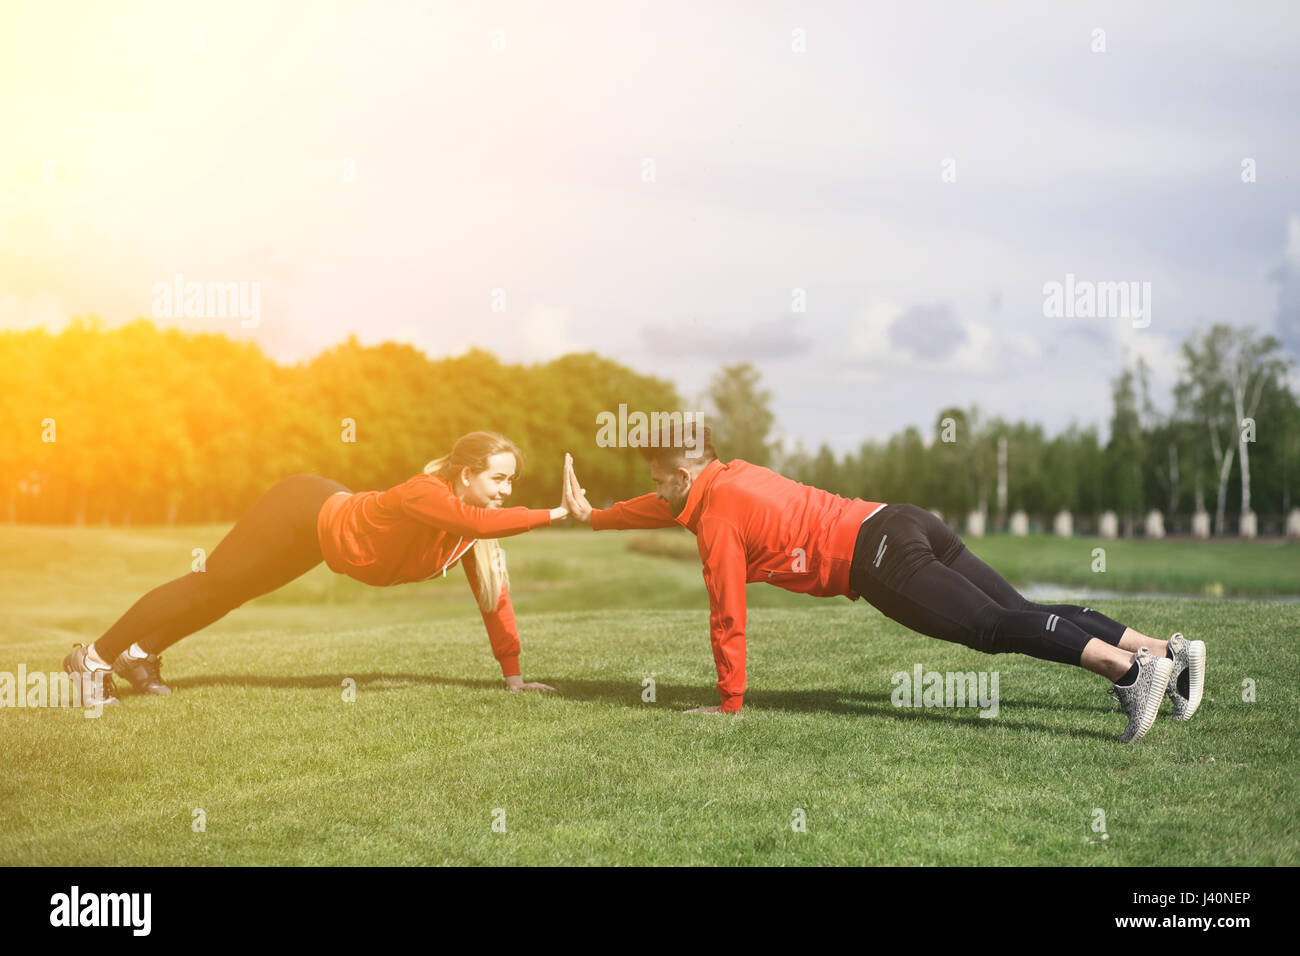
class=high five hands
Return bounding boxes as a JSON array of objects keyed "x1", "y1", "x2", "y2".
[{"x1": 562, "y1": 453, "x2": 593, "y2": 524}]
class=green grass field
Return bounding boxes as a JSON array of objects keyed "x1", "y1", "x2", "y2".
[
  {"x1": 627, "y1": 528, "x2": 1300, "y2": 598},
  {"x1": 1, "y1": 524, "x2": 1297, "y2": 865}
]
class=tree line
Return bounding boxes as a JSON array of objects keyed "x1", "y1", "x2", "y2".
[
  {"x1": 1, "y1": 318, "x2": 1295, "y2": 535},
  {"x1": 0, "y1": 317, "x2": 680, "y2": 524},
  {"x1": 756, "y1": 326, "x2": 1297, "y2": 536}
]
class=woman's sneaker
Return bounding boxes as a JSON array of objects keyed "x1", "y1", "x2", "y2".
[
  {"x1": 1164, "y1": 633, "x2": 1205, "y2": 721},
  {"x1": 112, "y1": 648, "x2": 172, "y2": 696},
  {"x1": 1108, "y1": 647, "x2": 1173, "y2": 743},
  {"x1": 62, "y1": 644, "x2": 121, "y2": 708}
]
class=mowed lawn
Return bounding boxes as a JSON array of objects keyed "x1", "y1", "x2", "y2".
[{"x1": 1, "y1": 524, "x2": 1297, "y2": 865}]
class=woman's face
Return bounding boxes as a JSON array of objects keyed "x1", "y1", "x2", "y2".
[{"x1": 459, "y1": 452, "x2": 518, "y2": 508}]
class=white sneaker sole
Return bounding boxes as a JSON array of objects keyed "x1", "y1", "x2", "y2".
[
  {"x1": 1125, "y1": 658, "x2": 1173, "y2": 743},
  {"x1": 1173, "y1": 640, "x2": 1206, "y2": 721},
  {"x1": 62, "y1": 655, "x2": 121, "y2": 708}
]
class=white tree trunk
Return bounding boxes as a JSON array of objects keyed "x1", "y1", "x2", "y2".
[
  {"x1": 996, "y1": 436, "x2": 1007, "y2": 532},
  {"x1": 1235, "y1": 382, "x2": 1252, "y2": 519},
  {"x1": 1167, "y1": 443, "x2": 1179, "y2": 519},
  {"x1": 1214, "y1": 445, "x2": 1234, "y2": 536}
]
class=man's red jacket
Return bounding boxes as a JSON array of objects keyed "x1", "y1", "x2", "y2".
[{"x1": 591, "y1": 459, "x2": 885, "y2": 711}]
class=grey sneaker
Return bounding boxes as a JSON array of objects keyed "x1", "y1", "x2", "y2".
[
  {"x1": 112, "y1": 648, "x2": 172, "y2": 696},
  {"x1": 1108, "y1": 647, "x2": 1172, "y2": 743},
  {"x1": 1164, "y1": 633, "x2": 1205, "y2": 721},
  {"x1": 62, "y1": 644, "x2": 121, "y2": 708}
]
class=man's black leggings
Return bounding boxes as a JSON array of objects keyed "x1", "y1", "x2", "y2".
[
  {"x1": 849, "y1": 504, "x2": 1128, "y2": 666},
  {"x1": 92, "y1": 474, "x2": 350, "y2": 662}
]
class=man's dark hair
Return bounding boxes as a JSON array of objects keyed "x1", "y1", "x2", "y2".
[{"x1": 636, "y1": 420, "x2": 717, "y2": 470}]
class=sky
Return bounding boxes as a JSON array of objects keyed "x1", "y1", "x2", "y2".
[{"x1": 2, "y1": 0, "x2": 1298, "y2": 453}]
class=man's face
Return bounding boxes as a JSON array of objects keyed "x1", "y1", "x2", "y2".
[{"x1": 649, "y1": 459, "x2": 692, "y2": 516}]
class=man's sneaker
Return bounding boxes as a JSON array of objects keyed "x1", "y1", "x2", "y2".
[
  {"x1": 1108, "y1": 647, "x2": 1173, "y2": 744},
  {"x1": 1164, "y1": 633, "x2": 1205, "y2": 721},
  {"x1": 112, "y1": 648, "x2": 172, "y2": 696},
  {"x1": 62, "y1": 644, "x2": 121, "y2": 708}
]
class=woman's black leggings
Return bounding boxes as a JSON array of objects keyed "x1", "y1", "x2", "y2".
[
  {"x1": 92, "y1": 474, "x2": 350, "y2": 662},
  {"x1": 849, "y1": 504, "x2": 1128, "y2": 666}
]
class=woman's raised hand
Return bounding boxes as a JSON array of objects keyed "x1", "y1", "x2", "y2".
[
  {"x1": 548, "y1": 454, "x2": 574, "y2": 521},
  {"x1": 563, "y1": 453, "x2": 593, "y2": 524}
]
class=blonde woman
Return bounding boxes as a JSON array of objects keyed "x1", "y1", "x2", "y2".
[{"x1": 65, "y1": 432, "x2": 566, "y2": 706}]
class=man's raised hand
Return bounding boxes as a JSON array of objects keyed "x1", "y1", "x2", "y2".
[{"x1": 563, "y1": 453, "x2": 593, "y2": 524}]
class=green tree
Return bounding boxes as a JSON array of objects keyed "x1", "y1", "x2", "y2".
[
  {"x1": 706, "y1": 363, "x2": 774, "y2": 466},
  {"x1": 930, "y1": 406, "x2": 976, "y2": 518},
  {"x1": 1107, "y1": 363, "x2": 1145, "y2": 535}
]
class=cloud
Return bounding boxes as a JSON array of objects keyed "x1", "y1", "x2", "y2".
[
  {"x1": 887, "y1": 303, "x2": 967, "y2": 360},
  {"x1": 483, "y1": 305, "x2": 581, "y2": 364},
  {"x1": 850, "y1": 299, "x2": 1031, "y2": 378},
  {"x1": 1055, "y1": 321, "x2": 1112, "y2": 350},
  {"x1": 639, "y1": 317, "x2": 811, "y2": 360},
  {"x1": 1272, "y1": 213, "x2": 1300, "y2": 357}
]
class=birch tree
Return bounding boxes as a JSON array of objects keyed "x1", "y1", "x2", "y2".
[
  {"x1": 1175, "y1": 326, "x2": 1237, "y2": 535},
  {"x1": 1223, "y1": 328, "x2": 1290, "y2": 522}
]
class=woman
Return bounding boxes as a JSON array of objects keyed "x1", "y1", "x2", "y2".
[{"x1": 65, "y1": 431, "x2": 567, "y2": 706}]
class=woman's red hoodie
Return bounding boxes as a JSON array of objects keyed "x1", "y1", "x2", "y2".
[{"x1": 316, "y1": 473, "x2": 552, "y2": 677}]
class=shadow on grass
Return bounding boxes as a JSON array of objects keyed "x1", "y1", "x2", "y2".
[{"x1": 164, "y1": 672, "x2": 1120, "y2": 741}]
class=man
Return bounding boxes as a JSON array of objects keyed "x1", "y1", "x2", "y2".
[{"x1": 562, "y1": 424, "x2": 1204, "y2": 743}]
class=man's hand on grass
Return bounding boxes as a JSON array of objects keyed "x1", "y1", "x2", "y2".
[{"x1": 505, "y1": 675, "x2": 556, "y2": 692}]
